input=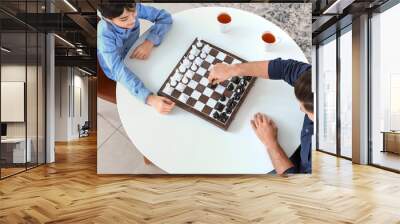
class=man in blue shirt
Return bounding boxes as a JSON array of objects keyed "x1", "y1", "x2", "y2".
[
  {"x1": 98, "y1": 1, "x2": 175, "y2": 114},
  {"x1": 208, "y1": 59, "x2": 313, "y2": 174}
]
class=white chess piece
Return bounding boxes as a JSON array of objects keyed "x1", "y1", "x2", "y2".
[
  {"x1": 200, "y1": 52, "x2": 207, "y2": 59},
  {"x1": 185, "y1": 70, "x2": 194, "y2": 79},
  {"x1": 179, "y1": 64, "x2": 186, "y2": 73},
  {"x1": 194, "y1": 57, "x2": 203, "y2": 66},
  {"x1": 170, "y1": 78, "x2": 177, "y2": 87},
  {"x1": 188, "y1": 54, "x2": 195, "y2": 61},
  {"x1": 191, "y1": 64, "x2": 198, "y2": 71},
  {"x1": 182, "y1": 76, "x2": 189, "y2": 84}
]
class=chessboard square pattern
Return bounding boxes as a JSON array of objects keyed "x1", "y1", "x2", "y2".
[
  {"x1": 188, "y1": 80, "x2": 197, "y2": 89},
  {"x1": 195, "y1": 84, "x2": 205, "y2": 92},
  {"x1": 209, "y1": 48, "x2": 219, "y2": 57},
  {"x1": 216, "y1": 52, "x2": 226, "y2": 61},
  {"x1": 202, "y1": 105, "x2": 213, "y2": 115},
  {"x1": 215, "y1": 85, "x2": 225, "y2": 94},
  {"x1": 191, "y1": 90, "x2": 201, "y2": 99},
  {"x1": 178, "y1": 94, "x2": 189, "y2": 103},
  {"x1": 158, "y1": 38, "x2": 254, "y2": 130},
  {"x1": 199, "y1": 77, "x2": 209, "y2": 86},
  {"x1": 194, "y1": 101, "x2": 205, "y2": 111},
  {"x1": 193, "y1": 73, "x2": 202, "y2": 82},
  {"x1": 206, "y1": 98, "x2": 217, "y2": 108},
  {"x1": 176, "y1": 83, "x2": 186, "y2": 91},
  {"x1": 205, "y1": 55, "x2": 215, "y2": 63},
  {"x1": 203, "y1": 88, "x2": 213, "y2": 97},
  {"x1": 197, "y1": 67, "x2": 207, "y2": 76}
]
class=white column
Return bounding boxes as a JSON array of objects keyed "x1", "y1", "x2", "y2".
[{"x1": 352, "y1": 14, "x2": 369, "y2": 164}]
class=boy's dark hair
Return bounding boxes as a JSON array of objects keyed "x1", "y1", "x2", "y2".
[
  {"x1": 98, "y1": 0, "x2": 136, "y2": 19},
  {"x1": 294, "y1": 69, "x2": 313, "y2": 113}
]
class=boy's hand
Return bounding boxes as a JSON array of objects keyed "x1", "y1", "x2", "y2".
[
  {"x1": 208, "y1": 63, "x2": 239, "y2": 85},
  {"x1": 250, "y1": 113, "x2": 279, "y2": 149},
  {"x1": 146, "y1": 95, "x2": 175, "y2": 114},
  {"x1": 131, "y1": 40, "x2": 154, "y2": 60}
]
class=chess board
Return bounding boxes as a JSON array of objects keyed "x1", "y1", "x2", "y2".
[{"x1": 158, "y1": 38, "x2": 256, "y2": 130}]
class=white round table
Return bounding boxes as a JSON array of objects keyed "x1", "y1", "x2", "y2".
[{"x1": 117, "y1": 7, "x2": 308, "y2": 174}]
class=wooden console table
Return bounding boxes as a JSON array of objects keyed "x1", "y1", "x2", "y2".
[{"x1": 381, "y1": 131, "x2": 400, "y2": 154}]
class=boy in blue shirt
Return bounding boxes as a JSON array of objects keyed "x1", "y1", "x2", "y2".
[
  {"x1": 98, "y1": 1, "x2": 175, "y2": 114},
  {"x1": 208, "y1": 59, "x2": 313, "y2": 174}
]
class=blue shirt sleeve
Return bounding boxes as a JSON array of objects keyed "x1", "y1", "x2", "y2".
[
  {"x1": 268, "y1": 58, "x2": 311, "y2": 87},
  {"x1": 137, "y1": 4, "x2": 173, "y2": 46},
  {"x1": 98, "y1": 29, "x2": 152, "y2": 103}
]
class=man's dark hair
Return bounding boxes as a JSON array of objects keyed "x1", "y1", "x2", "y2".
[
  {"x1": 98, "y1": 0, "x2": 136, "y2": 19},
  {"x1": 294, "y1": 69, "x2": 313, "y2": 113}
]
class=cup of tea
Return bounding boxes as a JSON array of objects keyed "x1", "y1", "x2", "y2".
[
  {"x1": 217, "y1": 12, "x2": 232, "y2": 33},
  {"x1": 261, "y1": 31, "x2": 280, "y2": 51}
]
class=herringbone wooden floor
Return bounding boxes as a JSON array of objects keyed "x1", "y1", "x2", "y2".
[{"x1": 0, "y1": 135, "x2": 399, "y2": 224}]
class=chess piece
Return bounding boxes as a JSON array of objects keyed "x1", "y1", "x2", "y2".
[
  {"x1": 188, "y1": 54, "x2": 195, "y2": 61},
  {"x1": 233, "y1": 92, "x2": 240, "y2": 101},
  {"x1": 170, "y1": 78, "x2": 177, "y2": 87},
  {"x1": 200, "y1": 52, "x2": 207, "y2": 59},
  {"x1": 179, "y1": 64, "x2": 186, "y2": 73},
  {"x1": 239, "y1": 78, "x2": 247, "y2": 86},
  {"x1": 185, "y1": 70, "x2": 194, "y2": 79},
  {"x1": 215, "y1": 103, "x2": 224, "y2": 112},
  {"x1": 182, "y1": 76, "x2": 189, "y2": 84},
  {"x1": 190, "y1": 46, "x2": 200, "y2": 56},
  {"x1": 176, "y1": 73, "x2": 183, "y2": 82},
  {"x1": 196, "y1": 40, "x2": 203, "y2": 48},
  {"x1": 191, "y1": 64, "x2": 198, "y2": 71},
  {"x1": 219, "y1": 112, "x2": 228, "y2": 123},
  {"x1": 231, "y1": 76, "x2": 240, "y2": 84},
  {"x1": 225, "y1": 106, "x2": 232, "y2": 114},
  {"x1": 227, "y1": 83, "x2": 234, "y2": 91},
  {"x1": 244, "y1": 76, "x2": 251, "y2": 81},
  {"x1": 220, "y1": 95, "x2": 226, "y2": 102},
  {"x1": 194, "y1": 57, "x2": 203, "y2": 66},
  {"x1": 183, "y1": 58, "x2": 191, "y2": 68},
  {"x1": 213, "y1": 111, "x2": 220, "y2": 119}
]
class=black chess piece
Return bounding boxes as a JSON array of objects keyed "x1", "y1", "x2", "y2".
[
  {"x1": 219, "y1": 112, "x2": 228, "y2": 123},
  {"x1": 210, "y1": 83, "x2": 218, "y2": 89},
  {"x1": 225, "y1": 107, "x2": 232, "y2": 114},
  {"x1": 235, "y1": 86, "x2": 244, "y2": 94},
  {"x1": 215, "y1": 103, "x2": 224, "y2": 112},
  {"x1": 231, "y1": 101, "x2": 237, "y2": 108},
  {"x1": 213, "y1": 111, "x2": 220, "y2": 119},
  {"x1": 227, "y1": 83, "x2": 234, "y2": 91},
  {"x1": 226, "y1": 99, "x2": 233, "y2": 108},
  {"x1": 239, "y1": 78, "x2": 248, "y2": 86},
  {"x1": 233, "y1": 93, "x2": 241, "y2": 101},
  {"x1": 220, "y1": 95, "x2": 226, "y2": 102},
  {"x1": 231, "y1": 76, "x2": 240, "y2": 84}
]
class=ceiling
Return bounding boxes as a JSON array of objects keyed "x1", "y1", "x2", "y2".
[{"x1": 0, "y1": 0, "x2": 97, "y2": 74}]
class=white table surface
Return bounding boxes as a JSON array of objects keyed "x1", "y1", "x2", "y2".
[{"x1": 116, "y1": 7, "x2": 308, "y2": 174}]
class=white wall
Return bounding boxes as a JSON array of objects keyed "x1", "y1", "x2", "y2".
[
  {"x1": 1, "y1": 65, "x2": 36, "y2": 138},
  {"x1": 54, "y1": 67, "x2": 89, "y2": 141}
]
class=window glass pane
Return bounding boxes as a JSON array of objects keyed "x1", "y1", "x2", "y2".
[
  {"x1": 318, "y1": 37, "x2": 337, "y2": 154},
  {"x1": 371, "y1": 3, "x2": 400, "y2": 171},
  {"x1": 339, "y1": 29, "x2": 352, "y2": 158},
  {"x1": 1, "y1": 30, "x2": 28, "y2": 177}
]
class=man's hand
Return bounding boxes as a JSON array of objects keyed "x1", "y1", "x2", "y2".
[
  {"x1": 250, "y1": 113, "x2": 279, "y2": 148},
  {"x1": 130, "y1": 40, "x2": 154, "y2": 60},
  {"x1": 208, "y1": 63, "x2": 239, "y2": 85},
  {"x1": 146, "y1": 95, "x2": 175, "y2": 114}
]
